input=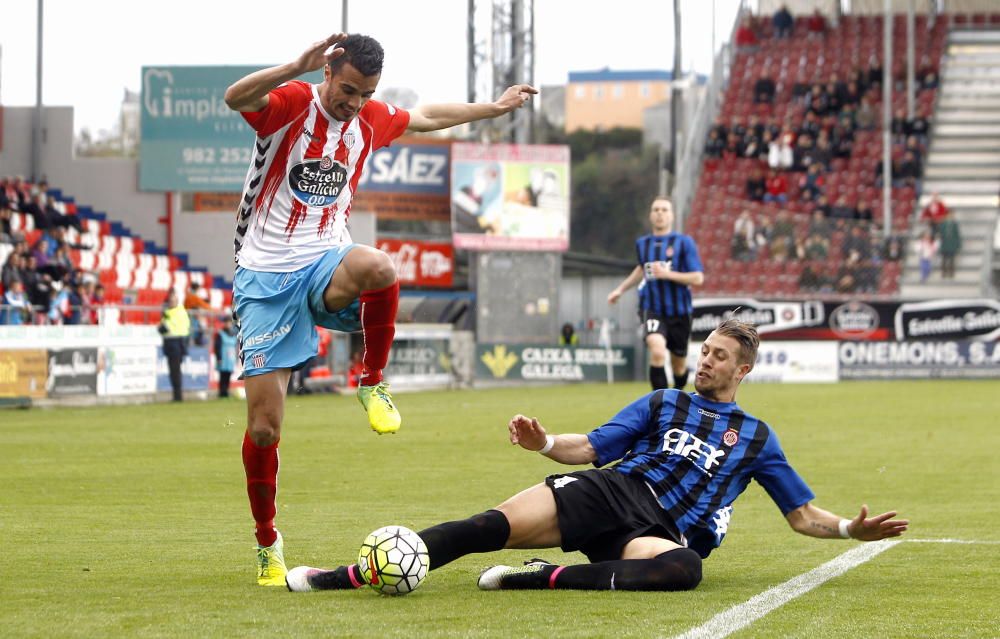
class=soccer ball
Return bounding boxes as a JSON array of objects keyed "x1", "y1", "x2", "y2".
[{"x1": 357, "y1": 525, "x2": 429, "y2": 595}]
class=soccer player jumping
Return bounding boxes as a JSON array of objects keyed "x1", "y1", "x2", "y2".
[
  {"x1": 287, "y1": 318, "x2": 907, "y2": 592},
  {"x1": 225, "y1": 32, "x2": 536, "y2": 586}
]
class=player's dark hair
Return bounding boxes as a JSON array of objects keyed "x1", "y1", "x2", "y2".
[
  {"x1": 714, "y1": 317, "x2": 759, "y2": 367},
  {"x1": 328, "y1": 34, "x2": 384, "y2": 77}
]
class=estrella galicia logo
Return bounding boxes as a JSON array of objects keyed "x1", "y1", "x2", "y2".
[
  {"x1": 829, "y1": 301, "x2": 880, "y2": 339},
  {"x1": 894, "y1": 299, "x2": 1000, "y2": 341},
  {"x1": 288, "y1": 157, "x2": 347, "y2": 207}
]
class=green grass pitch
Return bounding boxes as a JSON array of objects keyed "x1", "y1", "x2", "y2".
[{"x1": 5, "y1": 381, "x2": 999, "y2": 638}]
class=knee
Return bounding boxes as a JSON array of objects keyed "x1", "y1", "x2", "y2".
[
  {"x1": 247, "y1": 410, "x2": 281, "y2": 447},
  {"x1": 656, "y1": 548, "x2": 703, "y2": 591},
  {"x1": 358, "y1": 248, "x2": 396, "y2": 290}
]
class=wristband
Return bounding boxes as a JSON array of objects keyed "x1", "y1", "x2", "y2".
[
  {"x1": 538, "y1": 435, "x2": 555, "y2": 455},
  {"x1": 838, "y1": 518, "x2": 851, "y2": 539}
]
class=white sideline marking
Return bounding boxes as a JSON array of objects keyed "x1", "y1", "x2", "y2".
[
  {"x1": 673, "y1": 538, "x2": 998, "y2": 639},
  {"x1": 674, "y1": 541, "x2": 901, "y2": 639}
]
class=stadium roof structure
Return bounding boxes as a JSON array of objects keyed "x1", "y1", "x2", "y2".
[{"x1": 568, "y1": 68, "x2": 708, "y2": 84}]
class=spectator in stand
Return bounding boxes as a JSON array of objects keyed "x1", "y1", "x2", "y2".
[
  {"x1": 803, "y1": 233, "x2": 830, "y2": 261},
  {"x1": 806, "y1": 9, "x2": 827, "y2": 37},
  {"x1": 938, "y1": 211, "x2": 962, "y2": 279},
  {"x1": 808, "y1": 209, "x2": 830, "y2": 237},
  {"x1": 920, "y1": 192, "x2": 949, "y2": 236},
  {"x1": 732, "y1": 210, "x2": 758, "y2": 261},
  {"x1": 842, "y1": 80, "x2": 862, "y2": 107},
  {"x1": 746, "y1": 167, "x2": 766, "y2": 202},
  {"x1": 735, "y1": 17, "x2": 759, "y2": 51},
  {"x1": 48, "y1": 285, "x2": 71, "y2": 325},
  {"x1": 184, "y1": 281, "x2": 212, "y2": 346},
  {"x1": 834, "y1": 251, "x2": 862, "y2": 293},
  {"x1": 906, "y1": 108, "x2": 931, "y2": 144},
  {"x1": 64, "y1": 283, "x2": 83, "y2": 325},
  {"x1": 805, "y1": 85, "x2": 829, "y2": 117},
  {"x1": 0, "y1": 207, "x2": 15, "y2": 243},
  {"x1": 1, "y1": 280, "x2": 30, "y2": 325},
  {"x1": 791, "y1": 233, "x2": 808, "y2": 261},
  {"x1": 824, "y1": 80, "x2": 843, "y2": 114},
  {"x1": 773, "y1": 4, "x2": 793, "y2": 38},
  {"x1": 798, "y1": 263, "x2": 827, "y2": 292},
  {"x1": 768, "y1": 132, "x2": 794, "y2": 171},
  {"x1": 159, "y1": 289, "x2": 191, "y2": 402},
  {"x1": 347, "y1": 350, "x2": 365, "y2": 388},
  {"x1": 842, "y1": 224, "x2": 871, "y2": 260},
  {"x1": 916, "y1": 228, "x2": 938, "y2": 283},
  {"x1": 891, "y1": 109, "x2": 908, "y2": 142},
  {"x1": 722, "y1": 132, "x2": 744, "y2": 160},
  {"x1": 770, "y1": 211, "x2": 797, "y2": 261},
  {"x1": 2, "y1": 252, "x2": 23, "y2": 290},
  {"x1": 745, "y1": 130, "x2": 772, "y2": 162},
  {"x1": 866, "y1": 56, "x2": 884, "y2": 89},
  {"x1": 897, "y1": 151, "x2": 922, "y2": 191},
  {"x1": 807, "y1": 134, "x2": 833, "y2": 170},
  {"x1": 754, "y1": 75, "x2": 776, "y2": 104},
  {"x1": 814, "y1": 195, "x2": 833, "y2": 219},
  {"x1": 755, "y1": 213, "x2": 775, "y2": 255},
  {"x1": 799, "y1": 163, "x2": 825, "y2": 201},
  {"x1": 855, "y1": 201, "x2": 874, "y2": 224},
  {"x1": 918, "y1": 63, "x2": 939, "y2": 90},
  {"x1": 855, "y1": 97, "x2": 876, "y2": 130},
  {"x1": 215, "y1": 316, "x2": 239, "y2": 398},
  {"x1": 883, "y1": 235, "x2": 905, "y2": 262},
  {"x1": 764, "y1": 169, "x2": 789, "y2": 204},
  {"x1": 792, "y1": 134, "x2": 815, "y2": 172},
  {"x1": 80, "y1": 280, "x2": 98, "y2": 325},
  {"x1": 704, "y1": 129, "x2": 725, "y2": 158}
]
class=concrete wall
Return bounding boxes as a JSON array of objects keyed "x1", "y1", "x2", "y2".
[{"x1": 0, "y1": 106, "x2": 166, "y2": 244}]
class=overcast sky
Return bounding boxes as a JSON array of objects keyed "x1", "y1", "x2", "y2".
[{"x1": 1, "y1": 0, "x2": 741, "y2": 134}]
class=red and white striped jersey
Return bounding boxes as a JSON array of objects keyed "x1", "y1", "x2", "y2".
[{"x1": 234, "y1": 81, "x2": 409, "y2": 272}]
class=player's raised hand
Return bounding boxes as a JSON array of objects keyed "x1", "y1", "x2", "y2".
[
  {"x1": 495, "y1": 84, "x2": 539, "y2": 113},
  {"x1": 608, "y1": 289, "x2": 622, "y2": 304},
  {"x1": 296, "y1": 33, "x2": 348, "y2": 73},
  {"x1": 508, "y1": 414, "x2": 547, "y2": 451},
  {"x1": 848, "y1": 504, "x2": 909, "y2": 541}
]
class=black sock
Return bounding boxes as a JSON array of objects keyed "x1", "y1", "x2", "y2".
[
  {"x1": 650, "y1": 366, "x2": 668, "y2": 390},
  {"x1": 673, "y1": 368, "x2": 689, "y2": 389},
  {"x1": 418, "y1": 509, "x2": 510, "y2": 570},
  {"x1": 549, "y1": 548, "x2": 702, "y2": 591},
  {"x1": 308, "y1": 564, "x2": 365, "y2": 590}
]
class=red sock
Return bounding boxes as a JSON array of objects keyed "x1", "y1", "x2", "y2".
[
  {"x1": 242, "y1": 431, "x2": 279, "y2": 547},
  {"x1": 359, "y1": 281, "x2": 399, "y2": 387}
]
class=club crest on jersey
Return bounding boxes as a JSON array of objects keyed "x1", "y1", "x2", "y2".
[
  {"x1": 342, "y1": 131, "x2": 356, "y2": 148},
  {"x1": 252, "y1": 353, "x2": 266, "y2": 369},
  {"x1": 288, "y1": 157, "x2": 348, "y2": 207},
  {"x1": 722, "y1": 428, "x2": 739, "y2": 447}
]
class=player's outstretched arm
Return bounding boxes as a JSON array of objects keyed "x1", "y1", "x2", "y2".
[
  {"x1": 785, "y1": 502, "x2": 909, "y2": 541},
  {"x1": 607, "y1": 266, "x2": 644, "y2": 304},
  {"x1": 507, "y1": 414, "x2": 596, "y2": 465},
  {"x1": 224, "y1": 33, "x2": 347, "y2": 112},
  {"x1": 406, "y1": 84, "x2": 538, "y2": 133}
]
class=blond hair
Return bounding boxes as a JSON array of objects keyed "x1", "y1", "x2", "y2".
[{"x1": 713, "y1": 318, "x2": 760, "y2": 367}]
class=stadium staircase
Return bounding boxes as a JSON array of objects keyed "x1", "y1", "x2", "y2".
[
  {"x1": 690, "y1": 15, "x2": 946, "y2": 298},
  {"x1": 901, "y1": 27, "x2": 1000, "y2": 298},
  {"x1": 1, "y1": 185, "x2": 233, "y2": 322}
]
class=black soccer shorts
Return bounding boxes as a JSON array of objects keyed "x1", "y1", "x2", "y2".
[
  {"x1": 640, "y1": 311, "x2": 693, "y2": 357},
  {"x1": 545, "y1": 468, "x2": 684, "y2": 563}
]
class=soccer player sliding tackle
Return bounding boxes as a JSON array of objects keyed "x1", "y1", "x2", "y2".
[{"x1": 287, "y1": 319, "x2": 907, "y2": 592}]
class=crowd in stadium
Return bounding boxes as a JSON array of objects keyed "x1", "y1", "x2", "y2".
[
  {"x1": 702, "y1": 5, "x2": 945, "y2": 295},
  {"x1": 0, "y1": 177, "x2": 106, "y2": 325}
]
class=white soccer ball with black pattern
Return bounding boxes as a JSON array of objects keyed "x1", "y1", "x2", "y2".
[{"x1": 357, "y1": 525, "x2": 429, "y2": 595}]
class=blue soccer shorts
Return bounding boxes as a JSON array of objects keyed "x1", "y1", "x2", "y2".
[{"x1": 233, "y1": 245, "x2": 361, "y2": 377}]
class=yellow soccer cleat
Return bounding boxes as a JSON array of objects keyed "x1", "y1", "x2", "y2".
[
  {"x1": 357, "y1": 381, "x2": 402, "y2": 434},
  {"x1": 255, "y1": 531, "x2": 288, "y2": 587}
]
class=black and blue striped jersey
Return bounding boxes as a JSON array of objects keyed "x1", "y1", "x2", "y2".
[
  {"x1": 635, "y1": 233, "x2": 703, "y2": 317},
  {"x1": 587, "y1": 389, "x2": 814, "y2": 558}
]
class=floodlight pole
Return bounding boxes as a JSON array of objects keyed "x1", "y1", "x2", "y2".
[
  {"x1": 671, "y1": 0, "x2": 682, "y2": 227},
  {"x1": 32, "y1": 0, "x2": 44, "y2": 183},
  {"x1": 342, "y1": 0, "x2": 349, "y2": 32},
  {"x1": 906, "y1": 0, "x2": 916, "y2": 119},
  {"x1": 882, "y1": 0, "x2": 893, "y2": 239}
]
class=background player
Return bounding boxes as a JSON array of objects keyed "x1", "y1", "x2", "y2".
[
  {"x1": 224, "y1": 32, "x2": 537, "y2": 586},
  {"x1": 608, "y1": 197, "x2": 704, "y2": 391},
  {"x1": 286, "y1": 318, "x2": 907, "y2": 593}
]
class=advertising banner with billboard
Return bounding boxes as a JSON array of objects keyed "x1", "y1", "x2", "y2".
[
  {"x1": 451, "y1": 143, "x2": 570, "y2": 251},
  {"x1": 156, "y1": 346, "x2": 211, "y2": 392},
  {"x1": 139, "y1": 66, "x2": 321, "y2": 192},
  {"x1": 0, "y1": 349, "x2": 48, "y2": 399},
  {"x1": 98, "y1": 346, "x2": 158, "y2": 396},
  {"x1": 376, "y1": 239, "x2": 453, "y2": 288},
  {"x1": 46, "y1": 348, "x2": 99, "y2": 396},
  {"x1": 686, "y1": 341, "x2": 839, "y2": 383},
  {"x1": 693, "y1": 297, "x2": 1000, "y2": 342},
  {"x1": 839, "y1": 339, "x2": 1000, "y2": 379},
  {"x1": 354, "y1": 138, "x2": 451, "y2": 221},
  {"x1": 476, "y1": 344, "x2": 635, "y2": 382}
]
